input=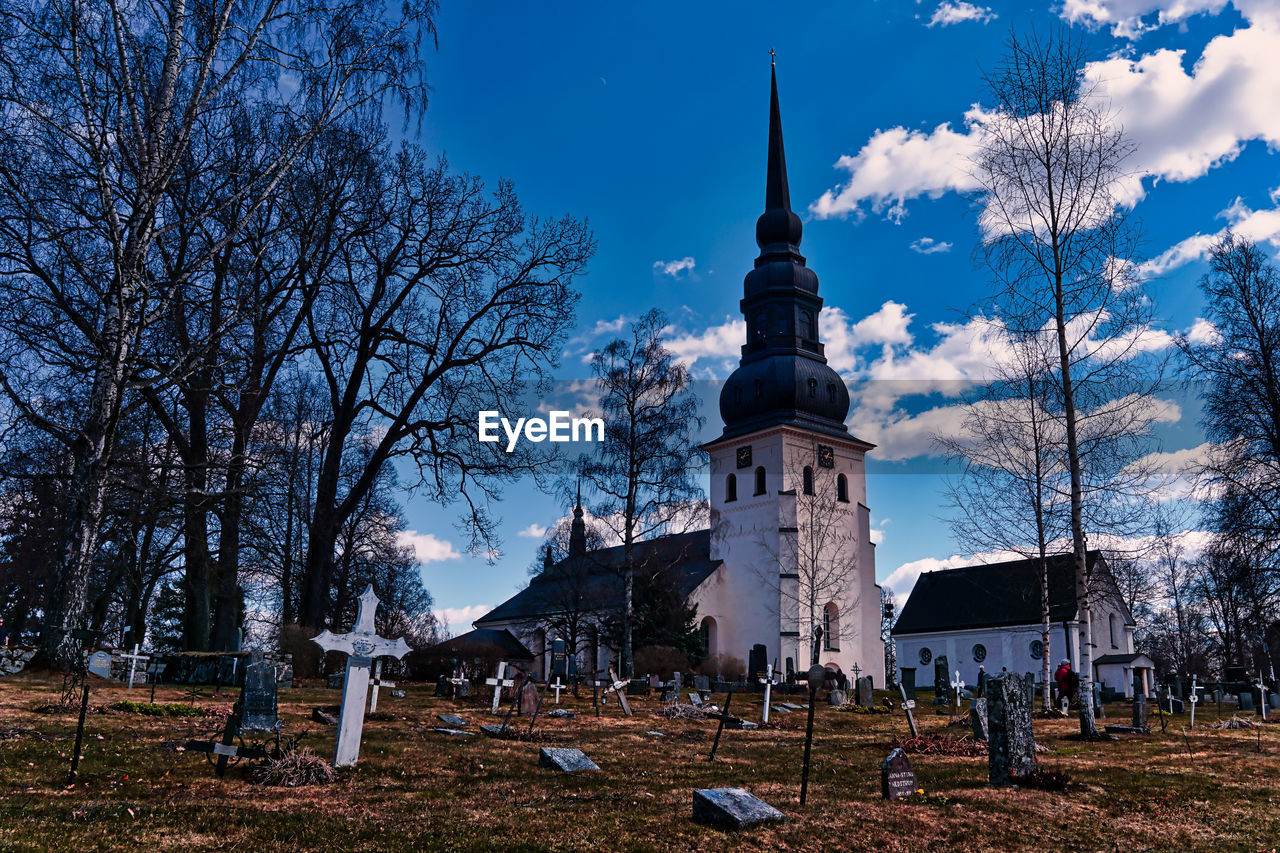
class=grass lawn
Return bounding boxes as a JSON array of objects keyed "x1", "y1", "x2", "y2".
[{"x1": 2, "y1": 671, "x2": 1278, "y2": 852}]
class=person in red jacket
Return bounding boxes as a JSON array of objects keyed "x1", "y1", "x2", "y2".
[{"x1": 1054, "y1": 659, "x2": 1073, "y2": 705}]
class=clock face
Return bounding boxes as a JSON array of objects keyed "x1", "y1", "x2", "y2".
[
  {"x1": 817, "y1": 445, "x2": 835, "y2": 468},
  {"x1": 736, "y1": 446, "x2": 752, "y2": 469}
]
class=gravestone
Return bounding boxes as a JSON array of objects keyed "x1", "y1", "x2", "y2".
[
  {"x1": 881, "y1": 748, "x2": 917, "y2": 801},
  {"x1": 900, "y1": 667, "x2": 916, "y2": 698},
  {"x1": 748, "y1": 644, "x2": 767, "y2": 682},
  {"x1": 688, "y1": 693, "x2": 703, "y2": 707},
  {"x1": 547, "y1": 708, "x2": 574, "y2": 719},
  {"x1": 538, "y1": 747, "x2": 599, "y2": 773},
  {"x1": 453, "y1": 678, "x2": 471, "y2": 699},
  {"x1": 327, "y1": 672, "x2": 345, "y2": 690},
  {"x1": 692, "y1": 788, "x2": 785, "y2": 829},
  {"x1": 391, "y1": 689, "x2": 406, "y2": 698},
  {"x1": 694, "y1": 674, "x2": 711, "y2": 695},
  {"x1": 1239, "y1": 692, "x2": 1255, "y2": 712},
  {"x1": 1092, "y1": 681, "x2": 1105, "y2": 719},
  {"x1": 1270, "y1": 694, "x2": 1279, "y2": 711},
  {"x1": 827, "y1": 689, "x2": 847, "y2": 706},
  {"x1": 87, "y1": 651, "x2": 113, "y2": 679},
  {"x1": 1132, "y1": 694, "x2": 1148, "y2": 730},
  {"x1": 970, "y1": 696, "x2": 989, "y2": 741},
  {"x1": 1024, "y1": 673, "x2": 1036, "y2": 709},
  {"x1": 550, "y1": 637, "x2": 567, "y2": 680},
  {"x1": 240, "y1": 659, "x2": 278, "y2": 732},
  {"x1": 437, "y1": 714, "x2": 468, "y2": 727},
  {"x1": 856, "y1": 676, "x2": 873, "y2": 707},
  {"x1": 933, "y1": 656, "x2": 949, "y2": 704},
  {"x1": 987, "y1": 673, "x2": 1037, "y2": 786},
  {"x1": 519, "y1": 680, "x2": 541, "y2": 716},
  {"x1": 432, "y1": 728, "x2": 472, "y2": 737}
]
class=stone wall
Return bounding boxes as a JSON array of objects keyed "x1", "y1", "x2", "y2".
[{"x1": 0, "y1": 646, "x2": 36, "y2": 676}]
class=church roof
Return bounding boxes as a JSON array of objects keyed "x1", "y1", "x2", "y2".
[
  {"x1": 428, "y1": 627, "x2": 534, "y2": 661},
  {"x1": 473, "y1": 530, "x2": 721, "y2": 627},
  {"x1": 891, "y1": 551, "x2": 1109, "y2": 636}
]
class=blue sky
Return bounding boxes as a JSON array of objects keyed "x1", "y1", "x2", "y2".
[{"x1": 395, "y1": 0, "x2": 1280, "y2": 631}]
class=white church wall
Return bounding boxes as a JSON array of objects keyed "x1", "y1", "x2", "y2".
[{"x1": 894, "y1": 624, "x2": 1068, "y2": 690}]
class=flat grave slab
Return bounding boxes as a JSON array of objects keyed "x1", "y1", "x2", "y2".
[
  {"x1": 436, "y1": 714, "x2": 468, "y2": 727},
  {"x1": 538, "y1": 747, "x2": 599, "y2": 773},
  {"x1": 432, "y1": 727, "x2": 473, "y2": 737},
  {"x1": 692, "y1": 788, "x2": 785, "y2": 829},
  {"x1": 547, "y1": 708, "x2": 575, "y2": 719}
]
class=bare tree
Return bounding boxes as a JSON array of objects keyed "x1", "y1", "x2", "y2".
[
  {"x1": 0, "y1": 0, "x2": 436, "y2": 666},
  {"x1": 296, "y1": 149, "x2": 593, "y2": 631},
  {"x1": 974, "y1": 28, "x2": 1161, "y2": 734},
  {"x1": 579, "y1": 309, "x2": 705, "y2": 677}
]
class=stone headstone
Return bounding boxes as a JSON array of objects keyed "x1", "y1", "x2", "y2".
[
  {"x1": 1092, "y1": 681, "x2": 1105, "y2": 719},
  {"x1": 970, "y1": 696, "x2": 989, "y2": 741},
  {"x1": 881, "y1": 748, "x2": 917, "y2": 801},
  {"x1": 828, "y1": 689, "x2": 847, "y2": 706},
  {"x1": 454, "y1": 678, "x2": 472, "y2": 699},
  {"x1": 692, "y1": 788, "x2": 785, "y2": 829},
  {"x1": 311, "y1": 706, "x2": 340, "y2": 725},
  {"x1": 1167, "y1": 696, "x2": 1185, "y2": 714},
  {"x1": 0, "y1": 647, "x2": 35, "y2": 676},
  {"x1": 480, "y1": 724, "x2": 507, "y2": 737},
  {"x1": 87, "y1": 651, "x2": 113, "y2": 679},
  {"x1": 1239, "y1": 692, "x2": 1255, "y2": 712},
  {"x1": 551, "y1": 637, "x2": 567, "y2": 679},
  {"x1": 1024, "y1": 673, "x2": 1036, "y2": 709},
  {"x1": 433, "y1": 675, "x2": 452, "y2": 697},
  {"x1": 1269, "y1": 694, "x2": 1279, "y2": 711},
  {"x1": 725, "y1": 717, "x2": 758, "y2": 730},
  {"x1": 688, "y1": 692, "x2": 703, "y2": 707},
  {"x1": 748, "y1": 644, "x2": 767, "y2": 682},
  {"x1": 1132, "y1": 694, "x2": 1148, "y2": 730},
  {"x1": 694, "y1": 674, "x2": 711, "y2": 694},
  {"x1": 326, "y1": 671, "x2": 345, "y2": 690},
  {"x1": 933, "y1": 655, "x2": 949, "y2": 704},
  {"x1": 626, "y1": 679, "x2": 649, "y2": 696},
  {"x1": 391, "y1": 689, "x2": 406, "y2": 698},
  {"x1": 437, "y1": 714, "x2": 468, "y2": 727},
  {"x1": 900, "y1": 667, "x2": 916, "y2": 697},
  {"x1": 856, "y1": 675, "x2": 873, "y2": 707},
  {"x1": 519, "y1": 680, "x2": 541, "y2": 716},
  {"x1": 240, "y1": 660, "x2": 278, "y2": 732},
  {"x1": 538, "y1": 747, "x2": 599, "y2": 773},
  {"x1": 987, "y1": 673, "x2": 1037, "y2": 786}
]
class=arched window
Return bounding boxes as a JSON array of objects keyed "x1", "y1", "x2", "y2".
[
  {"x1": 802, "y1": 466, "x2": 814, "y2": 495},
  {"x1": 823, "y1": 603, "x2": 839, "y2": 651},
  {"x1": 700, "y1": 616, "x2": 718, "y2": 658},
  {"x1": 733, "y1": 385, "x2": 743, "y2": 405},
  {"x1": 807, "y1": 377, "x2": 818, "y2": 397},
  {"x1": 725, "y1": 473, "x2": 737, "y2": 503},
  {"x1": 1110, "y1": 613, "x2": 1119, "y2": 648},
  {"x1": 801, "y1": 309, "x2": 816, "y2": 340},
  {"x1": 754, "y1": 466, "x2": 766, "y2": 496},
  {"x1": 827, "y1": 382, "x2": 837, "y2": 403},
  {"x1": 753, "y1": 379, "x2": 764, "y2": 399},
  {"x1": 753, "y1": 312, "x2": 766, "y2": 341},
  {"x1": 836, "y1": 473, "x2": 849, "y2": 503}
]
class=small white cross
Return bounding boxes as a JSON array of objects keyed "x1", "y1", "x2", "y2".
[
  {"x1": 950, "y1": 670, "x2": 965, "y2": 708},
  {"x1": 1258, "y1": 675, "x2": 1269, "y2": 722},
  {"x1": 485, "y1": 661, "x2": 515, "y2": 715},
  {"x1": 551, "y1": 676, "x2": 566, "y2": 704},
  {"x1": 368, "y1": 659, "x2": 397, "y2": 713},
  {"x1": 759, "y1": 663, "x2": 774, "y2": 724},
  {"x1": 1188, "y1": 673, "x2": 1199, "y2": 728},
  {"x1": 119, "y1": 644, "x2": 150, "y2": 690}
]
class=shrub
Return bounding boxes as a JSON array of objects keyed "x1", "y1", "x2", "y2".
[
  {"x1": 694, "y1": 654, "x2": 745, "y2": 680},
  {"x1": 250, "y1": 747, "x2": 336, "y2": 787},
  {"x1": 633, "y1": 645, "x2": 689, "y2": 678},
  {"x1": 107, "y1": 701, "x2": 201, "y2": 717},
  {"x1": 280, "y1": 623, "x2": 323, "y2": 679}
]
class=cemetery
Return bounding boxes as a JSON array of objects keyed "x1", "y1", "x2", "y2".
[{"x1": 2, "y1": 658, "x2": 1279, "y2": 852}]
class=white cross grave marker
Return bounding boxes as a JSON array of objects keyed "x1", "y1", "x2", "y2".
[
  {"x1": 368, "y1": 659, "x2": 396, "y2": 714},
  {"x1": 1188, "y1": 673, "x2": 1199, "y2": 729},
  {"x1": 759, "y1": 663, "x2": 774, "y2": 724},
  {"x1": 486, "y1": 661, "x2": 515, "y2": 715},
  {"x1": 951, "y1": 669, "x2": 965, "y2": 711},
  {"x1": 310, "y1": 585, "x2": 411, "y2": 767},
  {"x1": 120, "y1": 644, "x2": 150, "y2": 690},
  {"x1": 602, "y1": 667, "x2": 632, "y2": 716},
  {"x1": 551, "y1": 676, "x2": 566, "y2": 704},
  {"x1": 1258, "y1": 675, "x2": 1269, "y2": 722}
]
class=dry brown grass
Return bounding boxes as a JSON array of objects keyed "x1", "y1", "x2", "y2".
[{"x1": 2, "y1": 671, "x2": 1279, "y2": 852}]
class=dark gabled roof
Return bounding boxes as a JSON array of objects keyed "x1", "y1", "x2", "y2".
[
  {"x1": 891, "y1": 551, "x2": 1108, "y2": 636},
  {"x1": 474, "y1": 530, "x2": 721, "y2": 626},
  {"x1": 430, "y1": 628, "x2": 534, "y2": 661},
  {"x1": 1094, "y1": 653, "x2": 1151, "y2": 665}
]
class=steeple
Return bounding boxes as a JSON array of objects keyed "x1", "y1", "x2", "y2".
[
  {"x1": 569, "y1": 479, "x2": 586, "y2": 558},
  {"x1": 717, "y1": 62, "x2": 851, "y2": 441}
]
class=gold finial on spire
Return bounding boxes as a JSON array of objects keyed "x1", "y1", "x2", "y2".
[{"x1": 769, "y1": 47, "x2": 777, "y2": 68}]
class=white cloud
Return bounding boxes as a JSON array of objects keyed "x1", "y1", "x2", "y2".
[
  {"x1": 814, "y1": 9, "x2": 1280, "y2": 226},
  {"x1": 653, "y1": 257, "x2": 696, "y2": 277},
  {"x1": 664, "y1": 317, "x2": 744, "y2": 374},
  {"x1": 518, "y1": 523, "x2": 548, "y2": 539},
  {"x1": 1058, "y1": 0, "x2": 1276, "y2": 38},
  {"x1": 396, "y1": 530, "x2": 462, "y2": 564},
  {"x1": 1142, "y1": 192, "x2": 1280, "y2": 277},
  {"x1": 909, "y1": 237, "x2": 953, "y2": 254},
  {"x1": 1187, "y1": 317, "x2": 1220, "y2": 345},
  {"x1": 928, "y1": 1, "x2": 997, "y2": 26},
  {"x1": 434, "y1": 604, "x2": 492, "y2": 632}
]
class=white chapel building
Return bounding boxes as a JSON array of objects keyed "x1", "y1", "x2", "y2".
[{"x1": 473, "y1": 67, "x2": 886, "y2": 685}]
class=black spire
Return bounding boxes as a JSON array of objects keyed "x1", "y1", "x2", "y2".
[
  {"x1": 717, "y1": 62, "x2": 851, "y2": 441},
  {"x1": 569, "y1": 479, "x2": 586, "y2": 558}
]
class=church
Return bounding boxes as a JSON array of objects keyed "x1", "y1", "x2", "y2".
[{"x1": 473, "y1": 67, "x2": 886, "y2": 686}]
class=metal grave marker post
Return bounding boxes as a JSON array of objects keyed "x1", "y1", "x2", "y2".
[
  {"x1": 486, "y1": 661, "x2": 514, "y2": 715},
  {"x1": 1258, "y1": 675, "x2": 1269, "y2": 722},
  {"x1": 759, "y1": 662, "x2": 774, "y2": 724},
  {"x1": 120, "y1": 644, "x2": 150, "y2": 690},
  {"x1": 707, "y1": 689, "x2": 736, "y2": 762},
  {"x1": 368, "y1": 659, "x2": 396, "y2": 714},
  {"x1": 1188, "y1": 673, "x2": 1199, "y2": 729},
  {"x1": 897, "y1": 681, "x2": 919, "y2": 738},
  {"x1": 310, "y1": 585, "x2": 411, "y2": 768}
]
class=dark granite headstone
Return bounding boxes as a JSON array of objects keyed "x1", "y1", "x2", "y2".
[
  {"x1": 856, "y1": 675, "x2": 873, "y2": 707},
  {"x1": 433, "y1": 675, "x2": 452, "y2": 698},
  {"x1": 987, "y1": 673, "x2": 1037, "y2": 786},
  {"x1": 626, "y1": 679, "x2": 649, "y2": 696},
  {"x1": 1092, "y1": 681, "x2": 1105, "y2": 719},
  {"x1": 692, "y1": 788, "x2": 785, "y2": 829},
  {"x1": 1166, "y1": 696, "x2": 1185, "y2": 714},
  {"x1": 1239, "y1": 692, "x2": 1255, "y2": 712},
  {"x1": 694, "y1": 674, "x2": 711, "y2": 694},
  {"x1": 785, "y1": 658, "x2": 795, "y2": 682},
  {"x1": 970, "y1": 696, "x2": 989, "y2": 741},
  {"x1": 881, "y1": 748, "x2": 916, "y2": 801},
  {"x1": 551, "y1": 638, "x2": 567, "y2": 679},
  {"x1": 748, "y1": 644, "x2": 767, "y2": 682},
  {"x1": 828, "y1": 689, "x2": 848, "y2": 706},
  {"x1": 1024, "y1": 673, "x2": 1036, "y2": 709},
  {"x1": 240, "y1": 660, "x2": 278, "y2": 732},
  {"x1": 900, "y1": 667, "x2": 916, "y2": 698},
  {"x1": 327, "y1": 672, "x2": 344, "y2": 690},
  {"x1": 519, "y1": 681, "x2": 541, "y2": 716},
  {"x1": 933, "y1": 656, "x2": 949, "y2": 704},
  {"x1": 454, "y1": 678, "x2": 472, "y2": 699},
  {"x1": 538, "y1": 747, "x2": 599, "y2": 773}
]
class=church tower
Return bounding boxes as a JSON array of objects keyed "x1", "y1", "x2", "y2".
[{"x1": 694, "y1": 65, "x2": 885, "y2": 684}]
